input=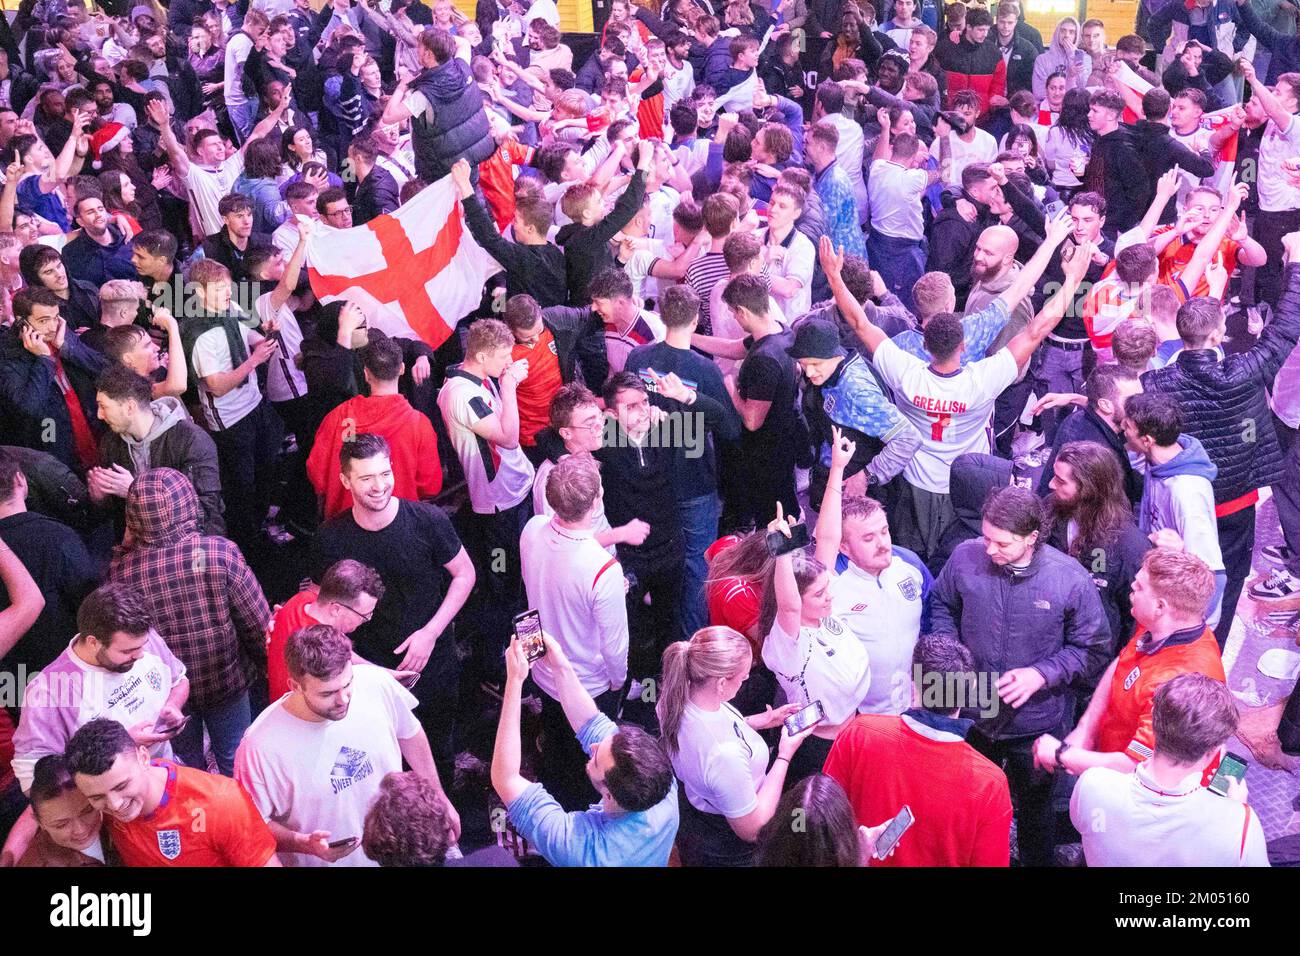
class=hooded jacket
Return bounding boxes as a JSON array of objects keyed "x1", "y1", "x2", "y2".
[
  {"x1": 1139, "y1": 434, "x2": 1226, "y2": 580},
  {"x1": 1236, "y1": 0, "x2": 1300, "y2": 83},
  {"x1": 109, "y1": 468, "x2": 271, "y2": 710},
  {"x1": 97, "y1": 396, "x2": 225, "y2": 535},
  {"x1": 1081, "y1": 125, "x2": 1151, "y2": 234},
  {"x1": 1141, "y1": 264, "x2": 1300, "y2": 508},
  {"x1": 1031, "y1": 18, "x2": 1093, "y2": 98},
  {"x1": 930, "y1": 537, "x2": 1112, "y2": 739},
  {"x1": 306, "y1": 392, "x2": 443, "y2": 520},
  {"x1": 408, "y1": 56, "x2": 495, "y2": 183}
]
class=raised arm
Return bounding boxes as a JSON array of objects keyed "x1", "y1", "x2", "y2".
[
  {"x1": 819, "y1": 235, "x2": 887, "y2": 355},
  {"x1": 1005, "y1": 236, "x2": 1093, "y2": 370},
  {"x1": 995, "y1": 207, "x2": 1075, "y2": 313},
  {"x1": 1241, "y1": 58, "x2": 1294, "y2": 130},
  {"x1": 813, "y1": 428, "x2": 854, "y2": 567},
  {"x1": 771, "y1": 507, "x2": 806, "y2": 637},
  {"x1": 1178, "y1": 176, "x2": 1248, "y2": 297},
  {"x1": 0, "y1": 543, "x2": 44, "y2": 660}
]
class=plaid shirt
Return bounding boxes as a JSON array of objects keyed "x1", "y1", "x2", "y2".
[{"x1": 108, "y1": 469, "x2": 270, "y2": 711}]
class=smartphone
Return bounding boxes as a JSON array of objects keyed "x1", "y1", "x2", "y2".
[
  {"x1": 765, "y1": 522, "x2": 810, "y2": 557},
  {"x1": 513, "y1": 609, "x2": 546, "y2": 662},
  {"x1": 327, "y1": 836, "x2": 359, "y2": 849},
  {"x1": 154, "y1": 714, "x2": 189, "y2": 736},
  {"x1": 1207, "y1": 752, "x2": 1248, "y2": 796},
  {"x1": 783, "y1": 699, "x2": 825, "y2": 736},
  {"x1": 873, "y1": 805, "x2": 914, "y2": 859}
]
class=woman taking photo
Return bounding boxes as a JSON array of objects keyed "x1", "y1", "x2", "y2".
[
  {"x1": 760, "y1": 431, "x2": 873, "y2": 783},
  {"x1": 657, "y1": 626, "x2": 811, "y2": 867}
]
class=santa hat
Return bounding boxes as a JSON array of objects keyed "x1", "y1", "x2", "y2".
[{"x1": 89, "y1": 123, "x2": 129, "y2": 170}]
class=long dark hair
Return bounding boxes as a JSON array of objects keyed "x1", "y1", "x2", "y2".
[
  {"x1": 754, "y1": 774, "x2": 862, "y2": 867},
  {"x1": 1006, "y1": 122, "x2": 1041, "y2": 160},
  {"x1": 98, "y1": 169, "x2": 141, "y2": 220},
  {"x1": 1054, "y1": 87, "x2": 1095, "y2": 149},
  {"x1": 1045, "y1": 441, "x2": 1134, "y2": 558}
]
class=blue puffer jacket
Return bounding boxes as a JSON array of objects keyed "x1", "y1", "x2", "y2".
[
  {"x1": 1141, "y1": 264, "x2": 1300, "y2": 507},
  {"x1": 930, "y1": 539, "x2": 1111, "y2": 740},
  {"x1": 408, "y1": 57, "x2": 495, "y2": 183}
]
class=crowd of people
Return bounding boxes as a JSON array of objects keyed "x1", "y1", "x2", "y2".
[{"x1": 0, "y1": 0, "x2": 1297, "y2": 869}]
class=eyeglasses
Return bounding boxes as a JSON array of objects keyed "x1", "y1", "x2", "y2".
[{"x1": 338, "y1": 602, "x2": 374, "y2": 623}]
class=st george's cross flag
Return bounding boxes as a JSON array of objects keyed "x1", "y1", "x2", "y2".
[
  {"x1": 304, "y1": 176, "x2": 502, "y2": 350},
  {"x1": 1112, "y1": 62, "x2": 1239, "y2": 164}
]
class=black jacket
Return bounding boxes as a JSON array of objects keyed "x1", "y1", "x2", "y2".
[
  {"x1": 594, "y1": 421, "x2": 684, "y2": 572},
  {"x1": 408, "y1": 57, "x2": 495, "y2": 182},
  {"x1": 1141, "y1": 264, "x2": 1300, "y2": 507},
  {"x1": 462, "y1": 192, "x2": 568, "y2": 307},
  {"x1": 0, "y1": 511, "x2": 98, "y2": 676},
  {"x1": 928, "y1": 190, "x2": 998, "y2": 302},
  {"x1": 0, "y1": 324, "x2": 108, "y2": 471},
  {"x1": 353, "y1": 165, "x2": 400, "y2": 225},
  {"x1": 301, "y1": 333, "x2": 437, "y2": 439},
  {"x1": 1131, "y1": 120, "x2": 1217, "y2": 225},
  {"x1": 998, "y1": 33, "x2": 1038, "y2": 96},
  {"x1": 539, "y1": 305, "x2": 611, "y2": 389},
  {"x1": 930, "y1": 538, "x2": 1112, "y2": 739},
  {"x1": 557, "y1": 170, "x2": 647, "y2": 306},
  {"x1": 97, "y1": 397, "x2": 225, "y2": 536},
  {"x1": 1037, "y1": 405, "x2": 1144, "y2": 507},
  {"x1": 1081, "y1": 125, "x2": 1151, "y2": 235}
]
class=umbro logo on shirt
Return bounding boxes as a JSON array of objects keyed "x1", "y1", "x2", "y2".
[{"x1": 851, "y1": 602, "x2": 869, "y2": 612}]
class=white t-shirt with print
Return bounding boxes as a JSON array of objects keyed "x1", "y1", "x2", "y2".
[
  {"x1": 437, "y1": 368, "x2": 536, "y2": 513},
  {"x1": 234, "y1": 664, "x2": 420, "y2": 868},
  {"x1": 1258, "y1": 115, "x2": 1300, "y2": 213},
  {"x1": 191, "y1": 322, "x2": 264, "y2": 431},
  {"x1": 871, "y1": 338, "x2": 1018, "y2": 493},
  {"x1": 829, "y1": 555, "x2": 925, "y2": 715},
  {"x1": 671, "y1": 700, "x2": 770, "y2": 817},
  {"x1": 254, "y1": 292, "x2": 308, "y2": 403},
  {"x1": 762, "y1": 615, "x2": 872, "y2": 727}
]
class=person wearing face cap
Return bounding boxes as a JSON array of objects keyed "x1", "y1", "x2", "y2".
[{"x1": 788, "y1": 318, "x2": 921, "y2": 512}]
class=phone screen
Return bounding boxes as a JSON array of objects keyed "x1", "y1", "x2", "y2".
[
  {"x1": 327, "y1": 836, "x2": 358, "y2": 849},
  {"x1": 873, "y1": 805, "x2": 914, "y2": 859},
  {"x1": 765, "y1": 523, "x2": 811, "y2": 557},
  {"x1": 784, "y1": 700, "x2": 825, "y2": 736},
  {"x1": 513, "y1": 609, "x2": 545, "y2": 662},
  {"x1": 1207, "y1": 753, "x2": 1248, "y2": 796}
]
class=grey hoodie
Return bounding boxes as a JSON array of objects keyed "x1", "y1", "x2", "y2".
[
  {"x1": 1138, "y1": 433, "x2": 1227, "y2": 627},
  {"x1": 122, "y1": 397, "x2": 191, "y2": 475}
]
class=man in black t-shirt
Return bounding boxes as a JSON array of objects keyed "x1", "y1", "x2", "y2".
[
  {"x1": 311, "y1": 433, "x2": 475, "y2": 783},
  {"x1": 710, "y1": 274, "x2": 802, "y2": 531}
]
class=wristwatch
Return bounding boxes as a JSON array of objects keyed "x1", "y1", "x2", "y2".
[{"x1": 1054, "y1": 741, "x2": 1072, "y2": 772}]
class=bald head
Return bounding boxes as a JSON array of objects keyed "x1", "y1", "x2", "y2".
[{"x1": 971, "y1": 225, "x2": 1019, "y2": 283}]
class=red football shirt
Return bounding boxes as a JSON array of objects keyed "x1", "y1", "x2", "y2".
[
  {"x1": 1094, "y1": 625, "x2": 1226, "y2": 763},
  {"x1": 108, "y1": 761, "x2": 277, "y2": 867},
  {"x1": 704, "y1": 536, "x2": 763, "y2": 651},
  {"x1": 512, "y1": 328, "x2": 564, "y2": 447},
  {"x1": 824, "y1": 714, "x2": 1013, "y2": 867}
]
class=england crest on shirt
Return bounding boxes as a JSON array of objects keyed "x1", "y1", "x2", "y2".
[
  {"x1": 145, "y1": 667, "x2": 163, "y2": 692},
  {"x1": 157, "y1": 829, "x2": 182, "y2": 860},
  {"x1": 897, "y1": 578, "x2": 918, "y2": 601}
]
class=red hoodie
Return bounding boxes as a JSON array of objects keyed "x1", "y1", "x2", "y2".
[{"x1": 307, "y1": 393, "x2": 443, "y2": 519}]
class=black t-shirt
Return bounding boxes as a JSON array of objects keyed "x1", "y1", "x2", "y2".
[
  {"x1": 738, "y1": 329, "x2": 799, "y2": 460},
  {"x1": 311, "y1": 499, "x2": 462, "y2": 664}
]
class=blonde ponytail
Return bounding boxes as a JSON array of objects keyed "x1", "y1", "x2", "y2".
[{"x1": 657, "y1": 627, "x2": 753, "y2": 754}]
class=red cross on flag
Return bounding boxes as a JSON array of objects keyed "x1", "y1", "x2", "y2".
[{"x1": 304, "y1": 176, "x2": 502, "y2": 350}]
